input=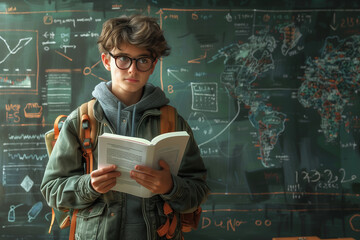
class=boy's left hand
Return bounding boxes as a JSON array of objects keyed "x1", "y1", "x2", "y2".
[{"x1": 130, "y1": 160, "x2": 173, "y2": 195}]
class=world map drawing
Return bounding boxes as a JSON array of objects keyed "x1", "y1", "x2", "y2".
[
  {"x1": 209, "y1": 32, "x2": 360, "y2": 166},
  {"x1": 298, "y1": 35, "x2": 360, "y2": 142}
]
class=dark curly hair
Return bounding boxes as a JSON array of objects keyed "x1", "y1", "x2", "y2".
[{"x1": 97, "y1": 15, "x2": 171, "y2": 58}]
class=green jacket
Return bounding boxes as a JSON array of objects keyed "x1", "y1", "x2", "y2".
[{"x1": 41, "y1": 100, "x2": 209, "y2": 240}]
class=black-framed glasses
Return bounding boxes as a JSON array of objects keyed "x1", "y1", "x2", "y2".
[{"x1": 108, "y1": 52, "x2": 155, "y2": 72}]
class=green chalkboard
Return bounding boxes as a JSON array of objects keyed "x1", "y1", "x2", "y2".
[{"x1": 1, "y1": 1, "x2": 360, "y2": 240}]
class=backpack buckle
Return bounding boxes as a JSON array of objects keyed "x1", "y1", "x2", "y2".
[
  {"x1": 82, "y1": 119, "x2": 91, "y2": 149},
  {"x1": 83, "y1": 138, "x2": 91, "y2": 149},
  {"x1": 82, "y1": 120, "x2": 89, "y2": 129}
]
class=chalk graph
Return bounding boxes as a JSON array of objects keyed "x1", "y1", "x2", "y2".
[
  {"x1": 0, "y1": 30, "x2": 38, "y2": 94},
  {"x1": 0, "y1": 36, "x2": 32, "y2": 64}
]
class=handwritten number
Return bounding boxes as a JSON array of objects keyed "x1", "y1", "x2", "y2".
[
  {"x1": 340, "y1": 168, "x2": 357, "y2": 183},
  {"x1": 301, "y1": 171, "x2": 310, "y2": 183},
  {"x1": 310, "y1": 170, "x2": 321, "y2": 182},
  {"x1": 341, "y1": 18, "x2": 346, "y2": 28},
  {"x1": 168, "y1": 85, "x2": 174, "y2": 94},
  {"x1": 296, "y1": 169, "x2": 356, "y2": 184}
]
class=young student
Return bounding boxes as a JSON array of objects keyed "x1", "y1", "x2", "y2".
[{"x1": 41, "y1": 15, "x2": 209, "y2": 240}]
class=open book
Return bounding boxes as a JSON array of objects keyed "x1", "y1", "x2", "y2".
[{"x1": 98, "y1": 131, "x2": 190, "y2": 198}]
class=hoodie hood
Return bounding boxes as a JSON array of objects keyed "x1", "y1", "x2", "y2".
[{"x1": 92, "y1": 81, "x2": 169, "y2": 135}]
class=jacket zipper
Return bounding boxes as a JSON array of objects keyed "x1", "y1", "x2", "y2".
[
  {"x1": 142, "y1": 198, "x2": 152, "y2": 240},
  {"x1": 94, "y1": 103, "x2": 164, "y2": 239},
  {"x1": 138, "y1": 111, "x2": 160, "y2": 240}
]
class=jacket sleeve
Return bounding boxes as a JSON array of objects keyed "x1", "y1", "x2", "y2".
[
  {"x1": 40, "y1": 110, "x2": 101, "y2": 210},
  {"x1": 160, "y1": 114, "x2": 210, "y2": 212}
]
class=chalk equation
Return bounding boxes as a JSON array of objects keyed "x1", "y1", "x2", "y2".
[
  {"x1": 287, "y1": 168, "x2": 358, "y2": 198},
  {"x1": 296, "y1": 168, "x2": 357, "y2": 186}
]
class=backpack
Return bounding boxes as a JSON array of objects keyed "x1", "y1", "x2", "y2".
[
  {"x1": 44, "y1": 99, "x2": 202, "y2": 240},
  {"x1": 44, "y1": 99, "x2": 97, "y2": 237}
]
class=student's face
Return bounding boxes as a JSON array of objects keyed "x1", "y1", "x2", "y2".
[{"x1": 101, "y1": 43, "x2": 158, "y2": 103}]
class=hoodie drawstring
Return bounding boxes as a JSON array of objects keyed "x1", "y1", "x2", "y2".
[
  {"x1": 131, "y1": 105, "x2": 136, "y2": 137},
  {"x1": 117, "y1": 102, "x2": 122, "y2": 135}
]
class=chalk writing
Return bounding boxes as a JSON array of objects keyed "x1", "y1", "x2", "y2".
[
  {"x1": 8, "y1": 134, "x2": 44, "y2": 141},
  {"x1": 201, "y1": 217, "x2": 248, "y2": 231},
  {"x1": 74, "y1": 31, "x2": 99, "y2": 38},
  {"x1": 200, "y1": 147, "x2": 220, "y2": 157},
  {"x1": 291, "y1": 168, "x2": 358, "y2": 192},
  {"x1": 52, "y1": 17, "x2": 101, "y2": 28},
  {"x1": 296, "y1": 168, "x2": 357, "y2": 185},
  {"x1": 5, "y1": 104, "x2": 20, "y2": 123},
  {"x1": 340, "y1": 141, "x2": 358, "y2": 150},
  {"x1": 201, "y1": 217, "x2": 271, "y2": 231}
]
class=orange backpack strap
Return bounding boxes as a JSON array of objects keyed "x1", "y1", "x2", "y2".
[
  {"x1": 78, "y1": 99, "x2": 97, "y2": 173},
  {"x1": 47, "y1": 100, "x2": 98, "y2": 238},
  {"x1": 157, "y1": 105, "x2": 202, "y2": 238},
  {"x1": 157, "y1": 105, "x2": 180, "y2": 239},
  {"x1": 51, "y1": 115, "x2": 67, "y2": 148},
  {"x1": 47, "y1": 114, "x2": 67, "y2": 234},
  {"x1": 180, "y1": 206, "x2": 202, "y2": 232},
  {"x1": 54, "y1": 115, "x2": 67, "y2": 139},
  {"x1": 48, "y1": 208, "x2": 56, "y2": 234},
  {"x1": 78, "y1": 99, "x2": 98, "y2": 147},
  {"x1": 69, "y1": 99, "x2": 97, "y2": 240},
  {"x1": 69, "y1": 209, "x2": 79, "y2": 240},
  {"x1": 157, "y1": 202, "x2": 178, "y2": 239},
  {"x1": 160, "y1": 105, "x2": 176, "y2": 134}
]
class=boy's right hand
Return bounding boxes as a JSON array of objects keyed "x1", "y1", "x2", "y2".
[{"x1": 90, "y1": 164, "x2": 121, "y2": 194}]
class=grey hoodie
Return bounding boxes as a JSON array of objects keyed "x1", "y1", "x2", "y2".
[
  {"x1": 92, "y1": 81, "x2": 170, "y2": 136},
  {"x1": 92, "y1": 81, "x2": 170, "y2": 239}
]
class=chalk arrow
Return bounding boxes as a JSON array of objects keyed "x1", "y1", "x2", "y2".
[
  {"x1": 330, "y1": 13, "x2": 338, "y2": 31},
  {"x1": 167, "y1": 69, "x2": 184, "y2": 83},
  {"x1": 188, "y1": 51, "x2": 207, "y2": 64}
]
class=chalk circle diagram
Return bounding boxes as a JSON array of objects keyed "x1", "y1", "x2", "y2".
[{"x1": 83, "y1": 60, "x2": 108, "y2": 82}]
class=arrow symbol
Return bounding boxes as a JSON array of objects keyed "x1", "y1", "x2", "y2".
[
  {"x1": 167, "y1": 69, "x2": 184, "y2": 83},
  {"x1": 330, "y1": 13, "x2": 338, "y2": 31},
  {"x1": 188, "y1": 51, "x2": 207, "y2": 64}
]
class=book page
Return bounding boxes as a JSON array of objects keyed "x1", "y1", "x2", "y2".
[
  {"x1": 98, "y1": 135, "x2": 154, "y2": 197},
  {"x1": 150, "y1": 131, "x2": 189, "y2": 145},
  {"x1": 98, "y1": 131, "x2": 189, "y2": 198},
  {"x1": 100, "y1": 132, "x2": 151, "y2": 145},
  {"x1": 151, "y1": 133, "x2": 189, "y2": 174}
]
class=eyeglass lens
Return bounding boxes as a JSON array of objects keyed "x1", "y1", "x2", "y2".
[{"x1": 116, "y1": 56, "x2": 153, "y2": 72}]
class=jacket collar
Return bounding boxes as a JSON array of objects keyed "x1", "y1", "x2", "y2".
[{"x1": 93, "y1": 99, "x2": 162, "y2": 134}]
